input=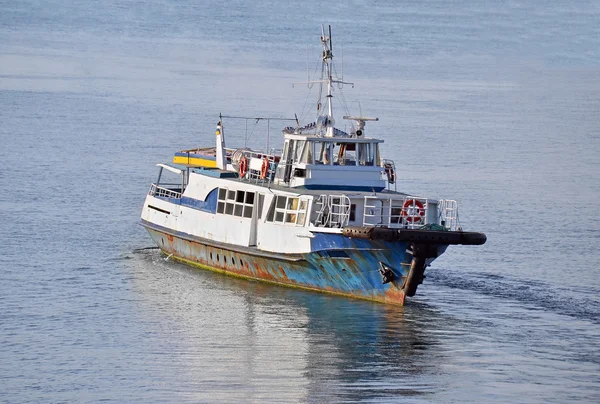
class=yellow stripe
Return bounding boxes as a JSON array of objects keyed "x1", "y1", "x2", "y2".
[{"x1": 173, "y1": 156, "x2": 218, "y2": 168}]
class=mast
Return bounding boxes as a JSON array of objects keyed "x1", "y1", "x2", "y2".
[
  {"x1": 320, "y1": 25, "x2": 335, "y2": 136},
  {"x1": 216, "y1": 114, "x2": 226, "y2": 170},
  {"x1": 297, "y1": 25, "x2": 353, "y2": 137}
]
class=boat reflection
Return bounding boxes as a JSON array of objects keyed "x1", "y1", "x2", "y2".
[{"x1": 127, "y1": 250, "x2": 447, "y2": 401}]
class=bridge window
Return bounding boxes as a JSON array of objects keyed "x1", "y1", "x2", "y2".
[
  {"x1": 314, "y1": 141, "x2": 334, "y2": 165},
  {"x1": 357, "y1": 142, "x2": 377, "y2": 166}
]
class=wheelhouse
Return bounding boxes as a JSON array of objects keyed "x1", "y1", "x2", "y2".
[{"x1": 274, "y1": 134, "x2": 386, "y2": 191}]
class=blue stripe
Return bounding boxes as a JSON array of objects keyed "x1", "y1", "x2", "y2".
[
  {"x1": 301, "y1": 184, "x2": 385, "y2": 192},
  {"x1": 153, "y1": 188, "x2": 218, "y2": 213},
  {"x1": 180, "y1": 188, "x2": 218, "y2": 213}
]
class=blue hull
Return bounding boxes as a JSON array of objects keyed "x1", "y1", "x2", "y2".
[{"x1": 142, "y1": 222, "x2": 448, "y2": 305}]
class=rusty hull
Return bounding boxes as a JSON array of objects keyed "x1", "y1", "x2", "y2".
[{"x1": 143, "y1": 223, "x2": 445, "y2": 305}]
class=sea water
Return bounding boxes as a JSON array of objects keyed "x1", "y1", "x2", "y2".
[{"x1": 1, "y1": 1, "x2": 599, "y2": 402}]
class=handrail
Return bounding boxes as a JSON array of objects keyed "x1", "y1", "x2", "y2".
[
  {"x1": 149, "y1": 183, "x2": 182, "y2": 199},
  {"x1": 313, "y1": 194, "x2": 351, "y2": 228},
  {"x1": 438, "y1": 199, "x2": 460, "y2": 231},
  {"x1": 363, "y1": 196, "x2": 430, "y2": 229}
]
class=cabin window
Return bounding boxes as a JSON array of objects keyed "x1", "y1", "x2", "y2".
[
  {"x1": 301, "y1": 141, "x2": 313, "y2": 164},
  {"x1": 350, "y1": 204, "x2": 356, "y2": 221},
  {"x1": 314, "y1": 141, "x2": 334, "y2": 165},
  {"x1": 294, "y1": 140, "x2": 306, "y2": 163},
  {"x1": 217, "y1": 187, "x2": 255, "y2": 218},
  {"x1": 335, "y1": 143, "x2": 357, "y2": 166},
  {"x1": 266, "y1": 195, "x2": 308, "y2": 226},
  {"x1": 357, "y1": 143, "x2": 376, "y2": 166},
  {"x1": 281, "y1": 140, "x2": 291, "y2": 161}
]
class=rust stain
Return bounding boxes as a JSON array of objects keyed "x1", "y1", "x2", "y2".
[
  {"x1": 384, "y1": 286, "x2": 406, "y2": 305},
  {"x1": 149, "y1": 229, "x2": 410, "y2": 306}
]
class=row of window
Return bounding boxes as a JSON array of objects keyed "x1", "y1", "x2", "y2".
[
  {"x1": 282, "y1": 139, "x2": 380, "y2": 166},
  {"x1": 266, "y1": 195, "x2": 308, "y2": 226},
  {"x1": 217, "y1": 188, "x2": 257, "y2": 218}
]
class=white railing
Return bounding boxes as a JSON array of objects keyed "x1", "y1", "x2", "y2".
[
  {"x1": 437, "y1": 199, "x2": 460, "y2": 231},
  {"x1": 313, "y1": 194, "x2": 351, "y2": 228},
  {"x1": 149, "y1": 183, "x2": 182, "y2": 199},
  {"x1": 233, "y1": 148, "x2": 280, "y2": 185},
  {"x1": 363, "y1": 196, "x2": 430, "y2": 229}
]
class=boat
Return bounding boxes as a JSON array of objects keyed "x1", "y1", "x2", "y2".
[{"x1": 140, "y1": 26, "x2": 486, "y2": 305}]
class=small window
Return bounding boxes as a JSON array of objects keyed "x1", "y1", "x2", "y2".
[
  {"x1": 285, "y1": 213, "x2": 297, "y2": 223},
  {"x1": 294, "y1": 140, "x2": 306, "y2": 162},
  {"x1": 350, "y1": 204, "x2": 356, "y2": 221},
  {"x1": 276, "y1": 196, "x2": 286, "y2": 209},
  {"x1": 234, "y1": 204, "x2": 243, "y2": 217},
  {"x1": 227, "y1": 190, "x2": 235, "y2": 200},
  {"x1": 217, "y1": 201, "x2": 225, "y2": 214},
  {"x1": 243, "y1": 206, "x2": 253, "y2": 218},
  {"x1": 236, "y1": 190, "x2": 245, "y2": 203},
  {"x1": 218, "y1": 188, "x2": 227, "y2": 200},
  {"x1": 245, "y1": 192, "x2": 255, "y2": 205},
  {"x1": 287, "y1": 197, "x2": 298, "y2": 210},
  {"x1": 225, "y1": 202, "x2": 234, "y2": 215},
  {"x1": 301, "y1": 141, "x2": 313, "y2": 164},
  {"x1": 266, "y1": 199, "x2": 275, "y2": 221}
]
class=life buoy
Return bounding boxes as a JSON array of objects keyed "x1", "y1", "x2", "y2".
[
  {"x1": 239, "y1": 156, "x2": 248, "y2": 178},
  {"x1": 260, "y1": 157, "x2": 270, "y2": 179},
  {"x1": 384, "y1": 163, "x2": 395, "y2": 184},
  {"x1": 401, "y1": 199, "x2": 425, "y2": 223}
]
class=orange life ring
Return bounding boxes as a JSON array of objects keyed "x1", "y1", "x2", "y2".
[
  {"x1": 401, "y1": 199, "x2": 425, "y2": 223},
  {"x1": 260, "y1": 157, "x2": 269, "y2": 179},
  {"x1": 239, "y1": 156, "x2": 248, "y2": 178}
]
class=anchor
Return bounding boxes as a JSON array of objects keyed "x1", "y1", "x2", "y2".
[{"x1": 378, "y1": 262, "x2": 395, "y2": 284}]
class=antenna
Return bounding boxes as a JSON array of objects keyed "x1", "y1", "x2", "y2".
[
  {"x1": 328, "y1": 25, "x2": 333, "y2": 53},
  {"x1": 306, "y1": 45, "x2": 310, "y2": 84}
]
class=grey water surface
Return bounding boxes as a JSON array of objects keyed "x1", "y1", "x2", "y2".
[{"x1": 1, "y1": 1, "x2": 599, "y2": 402}]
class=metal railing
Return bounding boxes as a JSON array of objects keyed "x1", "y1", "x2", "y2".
[
  {"x1": 363, "y1": 196, "x2": 430, "y2": 229},
  {"x1": 313, "y1": 194, "x2": 351, "y2": 228},
  {"x1": 233, "y1": 148, "x2": 280, "y2": 186},
  {"x1": 437, "y1": 199, "x2": 460, "y2": 231},
  {"x1": 149, "y1": 183, "x2": 182, "y2": 199}
]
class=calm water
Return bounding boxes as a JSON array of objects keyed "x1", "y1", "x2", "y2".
[{"x1": 1, "y1": 1, "x2": 599, "y2": 402}]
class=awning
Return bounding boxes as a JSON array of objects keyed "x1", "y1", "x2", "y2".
[{"x1": 156, "y1": 163, "x2": 187, "y2": 174}]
